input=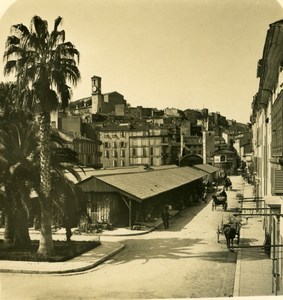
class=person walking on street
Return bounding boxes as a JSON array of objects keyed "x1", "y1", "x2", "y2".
[{"x1": 161, "y1": 206, "x2": 170, "y2": 229}]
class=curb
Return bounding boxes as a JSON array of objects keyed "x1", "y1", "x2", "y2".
[
  {"x1": 233, "y1": 247, "x2": 241, "y2": 296},
  {"x1": 0, "y1": 243, "x2": 125, "y2": 275},
  {"x1": 101, "y1": 228, "x2": 155, "y2": 237},
  {"x1": 101, "y1": 215, "x2": 180, "y2": 236}
]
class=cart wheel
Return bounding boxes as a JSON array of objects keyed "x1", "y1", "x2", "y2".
[
  {"x1": 217, "y1": 226, "x2": 220, "y2": 243},
  {"x1": 217, "y1": 227, "x2": 220, "y2": 243},
  {"x1": 237, "y1": 232, "x2": 240, "y2": 244}
]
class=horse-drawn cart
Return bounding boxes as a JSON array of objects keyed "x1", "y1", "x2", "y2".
[
  {"x1": 212, "y1": 194, "x2": 227, "y2": 211},
  {"x1": 217, "y1": 216, "x2": 241, "y2": 249}
]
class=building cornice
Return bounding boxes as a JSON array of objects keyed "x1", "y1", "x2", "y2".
[{"x1": 257, "y1": 20, "x2": 283, "y2": 108}]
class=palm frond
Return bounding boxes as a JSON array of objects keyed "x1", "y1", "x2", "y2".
[
  {"x1": 31, "y1": 16, "x2": 49, "y2": 42},
  {"x1": 4, "y1": 44, "x2": 25, "y2": 62},
  {"x1": 11, "y1": 23, "x2": 30, "y2": 38},
  {"x1": 54, "y1": 16, "x2": 63, "y2": 32},
  {"x1": 5, "y1": 35, "x2": 20, "y2": 47}
]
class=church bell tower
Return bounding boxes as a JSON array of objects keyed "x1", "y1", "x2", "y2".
[
  {"x1": 91, "y1": 75, "x2": 102, "y2": 95},
  {"x1": 91, "y1": 75, "x2": 103, "y2": 114}
]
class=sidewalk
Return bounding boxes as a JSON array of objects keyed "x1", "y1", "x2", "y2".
[
  {"x1": 0, "y1": 241, "x2": 124, "y2": 274},
  {"x1": 231, "y1": 176, "x2": 276, "y2": 297},
  {"x1": 0, "y1": 211, "x2": 170, "y2": 274}
]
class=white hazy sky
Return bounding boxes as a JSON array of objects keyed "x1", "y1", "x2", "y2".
[{"x1": 0, "y1": 0, "x2": 282, "y2": 123}]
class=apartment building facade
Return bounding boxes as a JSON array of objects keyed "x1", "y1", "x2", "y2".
[
  {"x1": 95, "y1": 122, "x2": 172, "y2": 168},
  {"x1": 251, "y1": 19, "x2": 283, "y2": 289}
]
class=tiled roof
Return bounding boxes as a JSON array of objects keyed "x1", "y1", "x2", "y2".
[
  {"x1": 193, "y1": 164, "x2": 219, "y2": 174},
  {"x1": 79, "y1": 166, "x2": 206, "y2": 201}
]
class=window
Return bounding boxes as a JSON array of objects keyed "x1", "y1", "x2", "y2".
[
  {"x1": 142, "y1": 148, "x2": 147, "y2": 157},
  {"x1": 132, "y1": 148, "x2": 136, "y2": 156},
  {"x1": 121, "y1": 160, "x2": 125, "y2": 167},
  {"x1": 104, "y1": 150, "x2": 109, "y2": 158},
  {"x1": 120, "y1": 141, "x2": 126, "y2": 148},
  {"x1": 121, "y1": 150, "x2": 125, "y2": 157},
  {"x1": 112, "y1": 160, "x2": 117, "y2": 167},
  {"x1": 112, "y1": 142, "x2": 117, "y2": 148},
  {"x1": 220, "y1": 155, "x2": 226, "y2": 162},
  {"x1": 104, "y1": 142, "x2": 110, "y2": 148},
  {"x1": 113, "y1": 150, "x2": 117, "y2": 157},
  {"x1": 150, "y1": 147, "x2": 154, "y2": 155}
]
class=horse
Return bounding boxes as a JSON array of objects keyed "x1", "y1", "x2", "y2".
[{"x1": 223, "y1": 224, "x2": 237, "y2": 250}]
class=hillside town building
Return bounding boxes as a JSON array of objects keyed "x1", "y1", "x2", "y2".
[{"x1": 53, "y1": 74, "x2": 251, "y2": 175}]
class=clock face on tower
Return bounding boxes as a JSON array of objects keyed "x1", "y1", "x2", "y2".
[
  {"x1": 91, "y1": 76, "x2": 101, "y2": 94},
  {"x1": 92, "y1": 85, "x2": 98, "y2": 93}
]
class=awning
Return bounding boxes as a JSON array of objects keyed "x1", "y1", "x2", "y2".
[
  {"x1": 78, "y1": 166, "x2": 207, "y2": 202},
  {"x1": 263, "y1": 195, "x2": 283, "y2": 207}
]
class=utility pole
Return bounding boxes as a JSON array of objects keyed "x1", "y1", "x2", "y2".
[
  {"x1": 202, "y1": 118, "x2": 208, "y2": 164},
  {"x1": 179, "y1": 124, "x2": 184, "y2": 164}
]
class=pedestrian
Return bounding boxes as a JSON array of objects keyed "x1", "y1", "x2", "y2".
[
  {"x1": 202, "y1": 187, "x2": 207, "y2": 203},
  {"x1": 161, "y1": 206, "x2": 170, "y2": 229},
  {"x1": 219, "y1": 187, "x2": 227, "y2": 199}
]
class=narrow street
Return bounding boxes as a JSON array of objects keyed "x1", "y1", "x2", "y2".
[{"x1": 1, "y1": 177, "x2": 242, "y2": 299}]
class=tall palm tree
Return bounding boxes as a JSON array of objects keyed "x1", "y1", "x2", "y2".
[{"x1": 3, "y1": 16, "x2": 81, "y2": 258}]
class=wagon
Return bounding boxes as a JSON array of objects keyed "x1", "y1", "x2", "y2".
[
  {"x1": 217, "y1": 217, "x2": 241, "y2": 245},
  {"x1": 212, "y1": 194, "x2": 227, "y2": 211}
]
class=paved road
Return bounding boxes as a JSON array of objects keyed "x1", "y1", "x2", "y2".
[{"x1": 0, "y1": 189, "x2": 239, "y2": 299}]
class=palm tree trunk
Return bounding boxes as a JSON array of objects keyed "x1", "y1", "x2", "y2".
[
  {"x1": 3, "y1": 188, "x2": 15, "y2": 246},
  {"x1": 3, "y1": 205, "x2": 14, "y2": 247},
  {"x1": 37, "y1": 111, "x2": 55, "y2": 257},
  {"x1": 37, "y1": 198, "x2": 54, "y2": 256},
  {"x1": 14, "y1": 203, "x2": 31, "y2": 249}
]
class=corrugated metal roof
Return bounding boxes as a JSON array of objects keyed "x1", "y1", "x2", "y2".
[
  {"x1": 66, "y1": 165, "x2": 179, "y2": 183},
  {"x1": 78, "y1": 166, "x2": 206, "y2": 201},
  {"x1": 193, "y1": 164, "x2": 219, "y2": 174}
]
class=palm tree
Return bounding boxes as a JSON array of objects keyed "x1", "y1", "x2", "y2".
[
  {"x1": 48, "y1": 132, "x2": 85, "y2": 242},
  {"x1": 0, "y1": 111, "x2": 38, "y2": 248},
  {"x1": 3, "y1": 16, "x2": 80, "y2": 258},
  {"x1": 50, "y1": 174, "x2": 87, "y2": 242},
  {"x1": 0, "y1": 114, "x2": 85, "y2": 249},
  {"x1": 0, "y1": 82, "x2": 17, "y2": 116}
]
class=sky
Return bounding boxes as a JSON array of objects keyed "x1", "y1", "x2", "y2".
[{"x1": 0, "y1": 0, "x2": 282, "y2": 124}]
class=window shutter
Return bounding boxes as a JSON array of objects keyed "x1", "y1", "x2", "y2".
[{"x1": 274, "y1": 169, "x2": 283, "y2": 193}]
